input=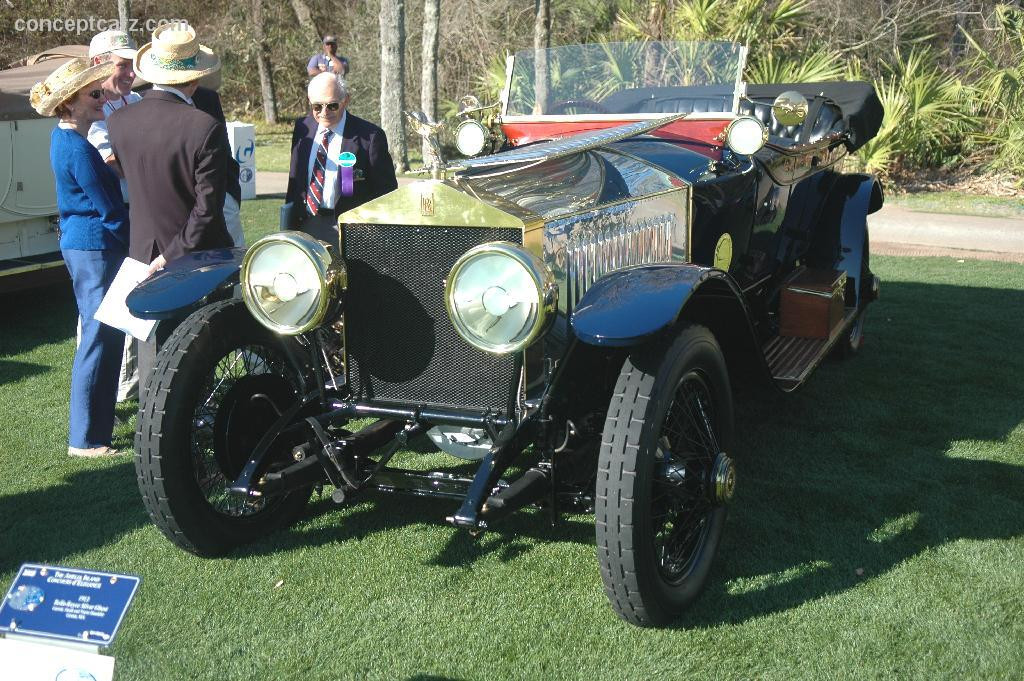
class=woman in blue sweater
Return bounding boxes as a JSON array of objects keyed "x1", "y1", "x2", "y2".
[{"x1": 31, "y1": 57, "x2": 129, "y2": 457}]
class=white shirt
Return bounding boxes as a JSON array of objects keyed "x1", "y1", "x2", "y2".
[
  {"x1": 151, "y1": 84, "x2": 195, "y2": 106},
  {"x1": 306, "y1": 111, "x2": 347, "y2": 210},
  {"x1": 86, "y1": 90, "x2": 142, "y2": 202}
]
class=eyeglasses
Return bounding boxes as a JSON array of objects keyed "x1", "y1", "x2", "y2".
[
  {"x1": 85, "y1": 90, "x2": 103, "y2": 100},
  {"x1": 311, "y1": 102, "x2": 341, "y2": 113}
]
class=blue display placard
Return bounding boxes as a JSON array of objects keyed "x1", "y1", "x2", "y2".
[{"x1": 0, "y1": 564, "x2": 140, "y2": 646}]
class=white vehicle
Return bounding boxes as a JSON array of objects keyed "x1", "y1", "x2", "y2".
[{"x1": 0, "y1": 47, "x2": 92, "y2": 293}]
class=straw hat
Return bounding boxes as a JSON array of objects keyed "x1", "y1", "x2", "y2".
[
  {"x1": 134, "y1": 23, "x2": 220, "y2": 86},
  {"x1": 29, "y1": 57, "x2": 115, "y2": 117}
]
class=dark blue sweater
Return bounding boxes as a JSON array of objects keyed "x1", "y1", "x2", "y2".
[{"x1": 51, "y1": 126, "x2": 128, "y2": 251}]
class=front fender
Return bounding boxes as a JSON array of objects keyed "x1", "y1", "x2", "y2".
[
  {"x1": 127, "y1": 248, "x2": 244, "y2": 320},
  {"x1": 571, "y1": 264, "x2": 730, "y2": 347}
]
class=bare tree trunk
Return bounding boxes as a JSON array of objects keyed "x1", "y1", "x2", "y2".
[
  {"x1": 252, "y1": 0, "x2": 277, "y2": 123},
  {"x1": 380, "y1": 0, "x2": 409, "y2": 172},
  {"x1": 421, "y1": 0, "x2": 440, "y2": 163},
  {"x1": 533, "y1": 0, "x2": 550, "y2": 115},
  {"x1": 289, "y1": 0, "x2": 321, "y2": 46},
  {"x1": 643, "y1": 0, "x2": 665, "y2": 86},
  {"x1": 117, "y1": 0, "x2": 130, "y2": 32}
]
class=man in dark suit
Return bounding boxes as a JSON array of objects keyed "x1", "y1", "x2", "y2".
[
  {"x1": 284, "y1": 72, "x2": 398, "y2": 242},
  {"x1": 107, "y1": 24, "x2": 233, "y2": 391},
  {"x1": 193, "y1": 85, "x2": 245, "y2": 247}
]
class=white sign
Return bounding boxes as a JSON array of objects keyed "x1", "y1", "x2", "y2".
[
  {"x1": 0, "y1": 636, "x2": 114, "y2": 681},
  {"x1": 227, "y1": 121, "x2": 257, "y2": 200}
]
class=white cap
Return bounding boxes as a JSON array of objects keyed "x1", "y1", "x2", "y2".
[{"x1": 89, "y1": 30, "x2": 138, "y2": 60}]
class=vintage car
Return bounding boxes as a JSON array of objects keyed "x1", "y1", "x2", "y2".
[
  {"x1": 0, "y1": 47, "x2": 86, "y2": 293},
  {"x1": 127, "y1": 41, "x2": 883, "y2": 627}
]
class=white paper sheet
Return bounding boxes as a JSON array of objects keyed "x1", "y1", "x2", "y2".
[{"x1": 94, "y1": 257, "x2": 159, "y2": 341}]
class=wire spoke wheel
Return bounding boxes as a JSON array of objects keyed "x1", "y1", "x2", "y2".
[
  {"x1": 654, "y1": 372, "x2": 718, "y2": 583},
  {"x1": 135, "y1": 300, "x2": 315, "y2": 556},
  {"x1": 596, "y1": 324, "x2": 734, "y2": 627},
  {"x1": 190, "y1": 344, "x2": 302, "y2": 517}
]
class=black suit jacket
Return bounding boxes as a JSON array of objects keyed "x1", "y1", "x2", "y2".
[
  {"x1": 107, "y1": 89, "x2": 232, "y2": 263},
  {"x1": 192, "y1": 86, "x2": 242, "y2": 204},
  {"x1": 284, "y1": 113, "x2": 397, "y2": 218}
]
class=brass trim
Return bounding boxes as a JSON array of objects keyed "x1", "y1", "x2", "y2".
[
  {"x1": 240, "y1": 231, "x2": 344, "y2": 335},
  {"x1": 723, "y1": 115, "x2": 768, "y2": 155},
  {"x1": 444, "y1": 241, "x2": 557, "y2": 355},
  {"x1": 339, "y1": 179, "x2": 536, "y2": 229},
  {"x1": 713, "y1": 233, "x2": 733, "y2": 270}
]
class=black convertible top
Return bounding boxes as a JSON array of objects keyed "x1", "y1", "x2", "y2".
[{"x1": 746, "y1": 81, "x2": 883, "y2": 151}]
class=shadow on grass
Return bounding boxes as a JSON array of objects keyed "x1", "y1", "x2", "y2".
[
  {"x1": 0, "y1": 358, "x2": 51, "y2": 386},
  {"x1": 0, "y1": 462, "x2": 148, "y2": 573},
  {"x1": 0, "y1": 282, "x2": 76, "y2": 358},
  {"x1": 239, "y1": 490, "x2": 593, "y2": 567},
  {"x1": 676, "y1": 277, "x2": 1024, "y2": 627}
]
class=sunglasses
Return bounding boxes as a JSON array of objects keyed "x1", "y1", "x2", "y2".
[
  {"x1": 311, "y1": 102, "x2": 341, "y2": 113},
  {"x1": 85, "y1": 90, "x2": 103, "y2": 100}
]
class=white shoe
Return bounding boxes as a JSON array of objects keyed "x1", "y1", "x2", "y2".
[{"x1": 68, "y1": 446, "x2": 125, "y2": 458}]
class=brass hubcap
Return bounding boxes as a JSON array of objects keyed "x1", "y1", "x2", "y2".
[{"x1": 712, "y1": 452, "x2": 735, "y2": 505}]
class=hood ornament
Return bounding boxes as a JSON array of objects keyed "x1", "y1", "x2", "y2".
[{"x1": 404, "y1": 110, "x2": 447, "y2": 178}]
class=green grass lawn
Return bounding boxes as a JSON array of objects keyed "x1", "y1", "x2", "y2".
[
  {"x1": 890, "y1": 191, "x2": 1024, "y2": 219},
  {"x1": 2, "y1": 236, "x2": 1023, "y2": 678}
]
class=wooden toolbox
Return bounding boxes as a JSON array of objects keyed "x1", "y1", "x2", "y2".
[{"x1": 780, "y1": 268, "x2": 847, "y2": 339}]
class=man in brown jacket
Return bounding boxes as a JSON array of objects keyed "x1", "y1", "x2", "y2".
[{"x1": 108, "y1": 24, "x2": 233, "y2": 391}]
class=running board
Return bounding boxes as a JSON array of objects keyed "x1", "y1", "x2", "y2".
[{"x1": 764, "y1": 309, "x2": 857, "y2": 390}]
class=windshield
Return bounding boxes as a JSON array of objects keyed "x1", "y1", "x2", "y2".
[{"x1": 504, "y1": 41, "x2": 746, "y2": 118}]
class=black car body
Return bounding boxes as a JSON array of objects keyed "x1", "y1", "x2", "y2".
[{"x1": 128, "y1": 42, "x2": 883, "y2": 627}]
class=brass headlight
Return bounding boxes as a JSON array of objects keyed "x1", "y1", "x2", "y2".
[
  {"x1": 445, "y1": 242, "x2": 557, "y2": 354},
  {"x1": 724, "y1": 116, "x2": 768, "y2": 155},
  {"x1": 240, "y1": 232, "x2": 344, "y2": 334},
  {"x1": 455, "y1": 119, "x2": 488, "y2": 157}
]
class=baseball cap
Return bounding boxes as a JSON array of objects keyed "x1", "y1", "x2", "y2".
[
  {"x1": 89, "y1": 30, "x2": 138, "y2": 60},
  {"x1": 322, "y1": 35, "x2": 338, "y2": 45}
]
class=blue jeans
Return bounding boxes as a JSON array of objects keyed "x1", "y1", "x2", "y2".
[{"x1": 63, "y1": 248, "x2": 126, "y2": 449}]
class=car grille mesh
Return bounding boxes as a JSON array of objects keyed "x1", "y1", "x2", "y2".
[{"x1": 342, "y1": 224, "x2": 522, "y2": 413}]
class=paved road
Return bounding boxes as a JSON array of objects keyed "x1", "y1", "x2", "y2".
[
  {"x1": 255, "y1": 171, "x2": 1024, "y2": 263},
  {"x1": 870, "y1": 204, "x2": 1024, "y2": 263}
]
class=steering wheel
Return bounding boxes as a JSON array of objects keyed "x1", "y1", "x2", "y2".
[{"x1": 548, "y1": 99, "x2": 610, "y2": 114}]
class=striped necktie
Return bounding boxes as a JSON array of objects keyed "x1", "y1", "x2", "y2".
[{"x1": 305, "y1": 128, "x2": 334, "y2": 215}]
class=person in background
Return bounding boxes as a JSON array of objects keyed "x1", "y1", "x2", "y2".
[
  {"x1": 307, "y1": 36, "x2": 349, "y2": 76},
  {"x1": 193, "y1": 85, "x2": 245, "y2": 248},
  {"x1": 107, "y1": 24, "x2": 233, "y2": 394},
  {"x1": 30, "y1": 58, "x2": 129, "y2": 457},
  {"x1": 284, "y1": 73, "x2": 396, "y2": 242},
  {"x1": 85, "y1": 29, "x2": 141, "y2": 404}
]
